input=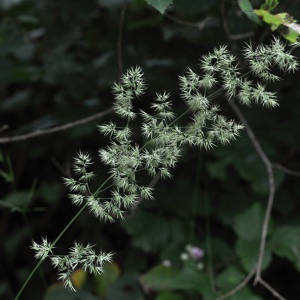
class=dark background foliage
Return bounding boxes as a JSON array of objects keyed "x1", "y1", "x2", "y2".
[{"x1": 1, "y1": 0, "x2": 300, "y2": 299}]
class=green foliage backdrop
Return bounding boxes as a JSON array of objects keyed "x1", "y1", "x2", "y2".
[{"x1": 1, "y1": 0, "x2": 300, "y2": 299}]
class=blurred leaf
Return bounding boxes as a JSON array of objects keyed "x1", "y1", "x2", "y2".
[
  {"x1": 94, "y1": 263, "x2": 120, "y2": 297},
  {"x1": 44, "y1": 286, "x2": 99, "y2": 300},
  {"x1": 234, "y1": 153, "x2": 284, "y2": 195},
  {"x1": 107, "y1": 274, "x2": 144, "y2": 300},
  {"x1": 174, "y1": 265, "x2": 209, "y2": 293},
  {"x1": 71, "y1": 268, "x2": 87, "y2": 289},
  {"x1": 233, "y1": 202, "x2": 265, "y2": 241},
  {"x1": 236, "y1": 238, "x2": 272, "y2": 272},
  {"x1": 144, "y1": 0, "x2": 173, "y2": 14},
  {"x1": 141, "y1": 265, "x2": 180, "y2": 291},
  {"x1": 156, "y1": 291, "x2": 184, "y2": 300},
  {"x1": 98, "y1": 0, "x2": 124, "y2": 7},
  {"x1": 216, "y1": 266, "x2": 244, "y2": 291},
  {"x1": 269, "y1": 226, "x2": 300, "y2": 270},
  {"x1": 238, "y1": 0, "x2": 261, "y2": 25},
  {"x1": 141, "y1": 264, "x2": 209, "y2": 292},
  {"x1": 220, "y1": 287, "x2": 263, "y2": 300}
]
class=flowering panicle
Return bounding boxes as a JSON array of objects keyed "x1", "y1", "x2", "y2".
[
  {"x1": 31, "y1": 37, "x2": 299, "y2": 292},
  {"x1": 97, "y1": 37, "x2": 299, "y2": 215}
]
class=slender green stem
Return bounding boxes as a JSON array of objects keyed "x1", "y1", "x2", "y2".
[{"x1": 15, "y1": 257, "x2": 45, "y2": 300}]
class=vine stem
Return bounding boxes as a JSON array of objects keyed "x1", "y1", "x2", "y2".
[
  {"x1": 227, "y1": 100, "x2": 275, "y2": 283},
  {"x1": 0, "y1": 108, "x2": 114, "y2": 144}
]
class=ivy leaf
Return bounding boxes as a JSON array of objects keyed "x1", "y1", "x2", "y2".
[
  {"x1": 236, "y1": 238, "x2": 272, "y2": 272},
  {"x1": 71, "y1": 268, "x2": 87, "y2": 289},
  {"x1": 141, "y1": 265, "x2": 210, "y2": 292},
  {"x1": 94, "y1": 263, "x2": 120, "y2": 297},
  {"x1": 140, "y1": 265, "x2": 180, "y2": 291},
  {"x1": 269, "y1": 226, "x2": 300, "y2": 271},
  {"x1": 216, "y1": 266, "x2": 245, "y2": 291},
  {"x1": 238, "y1": 0, "x2": 261, "y2": 25},
  {"x1": 44, "y1": 286, "x2": 99, "y2": 300},
  {"x1": 233, "y1": 202, "x2": 266, "y2": 241},
  {"x1": 144, "y1": 0, "x2": 173, "y2": 14},
  {"x1": 156, "y1": 292, "x2": 184, "y2": 300}
]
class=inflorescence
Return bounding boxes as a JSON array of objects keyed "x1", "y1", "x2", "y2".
[{"x1": 31, "y1": 37, "x2": 298, "y2": 291}]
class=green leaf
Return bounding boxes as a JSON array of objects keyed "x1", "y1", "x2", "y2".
[
  {"x1": 216, "y1": 266, "x2": 244, "y2": 291},
  {"x1": 222, "y1": 287, "x2": 263, "y2": 300},
  {"x1": 144, "y1": 0, "x2": 173, "y2": 14},
  {"x1": 155, "y1": 292, "x2": 184, "y2": 300},
  {"x1": 233, "y1": 202, "x2": 265, "y2": 241},
  {"x1": 234, "y1": 153, "x2": 284, "y2": 195},
  {"x1": 174, "y1": 265, "x2": 209, "y2": 293},
  {"x1": 141, "y1": 265, "x2": 209, "y2": 292},
  {"x1": 107, "y1": 274, "x2": 144, "y2": 300},
  {"x1": 141, "y1": 265, "x2": 180, "y2": 291},
  {"x1": 94, "y1": 263, "x2": 120, "y2": 297},
  {"x1": 71, "y1": 268, "x2": 87, "y2": 289},
  {"x1": 238, "y1": 0, "x2": 261, "y2": 25},
  {"x1": 236, "y1": 238, "x2": 272, "y2": 272},
  {"x1": 44, "y1": 286, "x2": 99, "y2": 300},
  {"x1": 269, "y1": 226, "x2": 300, "y2": 271}
]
